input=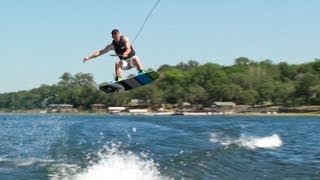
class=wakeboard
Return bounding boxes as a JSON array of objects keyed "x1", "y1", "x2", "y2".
[{"x1": 99, "y1": 71, "x2": 160, "y2": 93}]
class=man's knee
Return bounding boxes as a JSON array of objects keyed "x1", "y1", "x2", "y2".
[
  {"x1": 132, "y1": 57, "x2": 140, "y2": 65},
  {"x1": 115, "y1": 60, "x2": 122, "y2": 67}
]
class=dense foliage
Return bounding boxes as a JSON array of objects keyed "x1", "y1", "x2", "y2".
[{"x1": 1, "y1": 57, "x2": 320, "y2": 110}]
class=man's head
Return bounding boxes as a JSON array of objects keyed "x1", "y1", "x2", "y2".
[{"x1": 111, "y1": 29, "x2": 121, "y2": 42}]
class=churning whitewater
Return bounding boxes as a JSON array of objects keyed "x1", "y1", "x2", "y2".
[{"x1": 0, "y1": 115, "x2": 319, "y2": 179}]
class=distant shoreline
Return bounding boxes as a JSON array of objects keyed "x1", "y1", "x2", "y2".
[
  {"x1": 1, "y1": 111, "x2": 320, "y2": 117},
  {"x1": 2, "y1": 104, "x2": 320, "y2": 116}
]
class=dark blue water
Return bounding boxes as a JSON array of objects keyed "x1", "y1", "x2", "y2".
[{"x1": 0, "y1": 114, "x2": 319, "y2": 179}]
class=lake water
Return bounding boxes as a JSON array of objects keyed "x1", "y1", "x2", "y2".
[{"x1": 0, "y1": 114, "x2": 319, "y2": 179}]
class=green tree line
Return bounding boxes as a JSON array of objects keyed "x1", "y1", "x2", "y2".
[{"x1": 1, "y1": 57, "x2": 320, "y2": 111}]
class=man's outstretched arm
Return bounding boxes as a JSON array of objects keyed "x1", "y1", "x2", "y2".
[{"x1": 83, "y1": 44, "x2": 114, "y2": 63}]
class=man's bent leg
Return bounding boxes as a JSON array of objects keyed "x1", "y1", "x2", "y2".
[
  {"x1": 132, "y1": 57, "x2": 144, "y2": 72},
  {"x1": 115, "y1": 60, "x2": 123, "y2": 81}
]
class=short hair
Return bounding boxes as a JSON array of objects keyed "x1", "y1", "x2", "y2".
[{"x1": 111, "y1": 29, "x2": 120, "y2": 35}]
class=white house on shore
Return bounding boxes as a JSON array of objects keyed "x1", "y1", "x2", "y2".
[
  {"x1": 108, "y1": 107, "x2": 126, "y2": 114},
  {"x1": 128, "y1": 109, "x2": 149, "y2": 115},
  {"x1": 48, "y1": 104, "x2": 74, "y2": 113}
]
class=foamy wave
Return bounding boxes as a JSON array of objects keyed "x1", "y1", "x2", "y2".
[
  {"x1": 209, "y1": 132, "x2": 234, "y2": 146},
  {"x1": 74, "y1": 144, "x2": 166, "y2": 180},
  {"x1": 0, "y1": 157, "x2": 53, "y2": 167},
  {"x1": 238, "y1": 134, "x2": 283, "y2": 150},
  {"x1": 49, "y1": 163, "x2": 79, "y2": 180},
  {"x1": 17, "y1": 158, "x2": 54, "y2": 167},
  {"x1": 210, "y1": 133, "x2": 283, "y2": 150}
]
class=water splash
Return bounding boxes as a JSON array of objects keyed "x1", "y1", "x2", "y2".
[
  {"x1": 50, "y1": 143, "x2": 169, "y2": 180},
  {"x1": 75, "y1": 144, "x2": 166, "y2": 180}
]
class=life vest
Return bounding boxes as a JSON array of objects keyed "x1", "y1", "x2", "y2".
[{"x1": 112, "y1": 36, "x2": 135, "y2": 60}]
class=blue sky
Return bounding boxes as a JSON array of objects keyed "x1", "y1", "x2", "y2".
[{"x1": 1, "y1": 0, "x2": 319, "y2": 93}]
